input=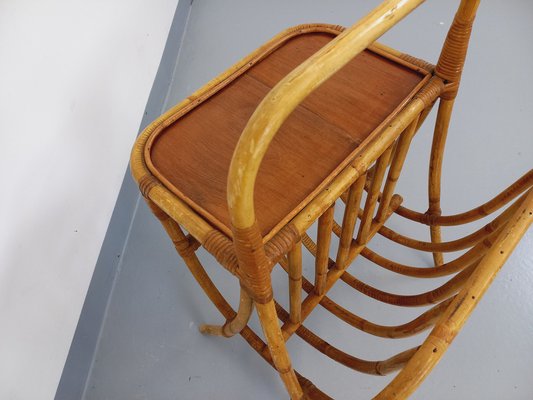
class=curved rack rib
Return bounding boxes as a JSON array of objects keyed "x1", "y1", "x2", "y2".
[
  {"x1": 279, "y1": 252, "x2": 453, "y2": 339},
  {"x1": 375, "y1": 198, "x2": 521, "y2": 252},
  {"x1": 340, "y1": 264, "x2": 476, "y2": 307},
  {"x1": 276, "y1": 304, "x2": 419, "y2": 375},
  {"x1": 395, "y1": 169, "x2": 533, "y2": 226}
]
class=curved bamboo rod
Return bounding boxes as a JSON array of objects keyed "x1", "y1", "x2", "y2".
[
  {"x1": 319, "y1": 296, "x2": 454, "y2": 340},
  {"x1": 376, "y1": 197, "x2": 522, "y2": 252},
  {"x1": 376, "y1": 188, "x2": 533, "y2": 400},
  {"x1": 330, "y1": 219, "x2": 497, "y2": 278},
  {"x1": 361, "y1": 245, "x2": 484, "y2": 278},
  {"x1": 338, "y1": 184, "x2": 523, "y2": 254},
  {"x1": 341, "y1": 263, "x2": 476, "y2": 307},
  {"x1": 275, "y1": 304, "x2": 419, "y2": 376},
  {"x1": 227, "y1": 0, "x2": 425, "y2": 229},
  {"x1": 199, "y1": 287, "x2": 253, "y2": 337},
  {"x1": 280, "y1": 252, "x2": 453, "y2": 339},
  {"x1": 395, "y1": 169, "x2": 533, "y2": 226}
]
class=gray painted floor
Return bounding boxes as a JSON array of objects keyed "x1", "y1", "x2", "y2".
[{"x1": 82, "y1": 1, "x2": 533, "y2": 399}]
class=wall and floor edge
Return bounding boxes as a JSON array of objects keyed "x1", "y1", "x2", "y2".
[{"x1": 55, "y1": 2, "x2": 192, "y2": 398}]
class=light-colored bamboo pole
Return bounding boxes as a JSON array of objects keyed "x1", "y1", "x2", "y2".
[
  {"x1": 395, "y1": 169, "x2": 533, "y2": 225},
  {"x1": 377, "y1": 197, "x2": 523, "y2": 252},
  {"x1": 199, "y1": 287, "x2": 254, "y2": 337},
  {"x1": 275, "y1": 304, "x2": 419, "y2": 375},
  {"x1": 255, "y1": 300, "x2": 304, "y2": 399},
  {"x1": 427, "y1": 99, "x2": 455, "y2": 266},
  {"x1": 288, "y1": 241, "x2": 303, "y2": 324},
  {"x1": 376, "y1": 117, "x2": 419, "y2": 222},
  {"x1": 336, "y1": 175, "x2": 366, "y2": 269},
  {"x1": 341, "y1": 263, "x2": 476, "y2": 307},
  {"x1": 376, "y1": 187, "x2": 532, "y2": 400},
  {"x1": 357, "y1": 146, "x2": 393, "y2": 244},
  {"x1": 315, "y1": 205, "x2": 335, "y2": 295}
]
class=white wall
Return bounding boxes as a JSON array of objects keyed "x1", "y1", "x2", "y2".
[{"x1": 0, "y1": 1, "x2": 179, "y2": 398}]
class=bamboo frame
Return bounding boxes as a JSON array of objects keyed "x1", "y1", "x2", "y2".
[{"x1": 130, "y1": 0, "x2": 532, "y2": 398}]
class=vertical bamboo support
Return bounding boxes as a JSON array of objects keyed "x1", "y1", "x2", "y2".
[
  {"x1": 230, "y1": 223, "x2": 303, "y2": 398},
  {"x1": 288, "y1": 241, "x2": 303, "y2": 324},
  {"x1": 428, "y1": 0, "x2": 480, "y2": 267},
  {"x1": 336, "y1": 175, "x2": 366, "y2": 269},
  {"x1": 428, "y1": 99, "x2": 455, "y2": 266},
  {"x1": 376, "y1": 116, "x2": 420, "y2": 222},
  {"x1": 357, "y1": 146, "x2": 393, "y2": 245},
  {"x1": 315, "y1": 205, "x2": 335, "y2": 295},
  {"x1": 255, "y1": 301, "x2": 304, "y2": 400}
]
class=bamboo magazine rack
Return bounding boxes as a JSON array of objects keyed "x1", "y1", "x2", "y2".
[{"x1": 130, "y1": 0, "x2": 533, "y2": 398}]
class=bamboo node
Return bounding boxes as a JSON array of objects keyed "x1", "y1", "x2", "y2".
[
  {"x1": 138, "y1": 174, "x2": 159, "y2": 197},
  {"x1": 424, "y1": 211, "x2": 441, "y2": 226}
]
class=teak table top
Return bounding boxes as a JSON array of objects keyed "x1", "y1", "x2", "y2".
[{"x1": 147, "y1": 30, "x2": 428, "y2": 239}]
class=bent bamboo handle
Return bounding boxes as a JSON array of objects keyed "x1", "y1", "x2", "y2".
[{"x1": 227, "y1": 0, "x2": 426, "y2": 230}]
